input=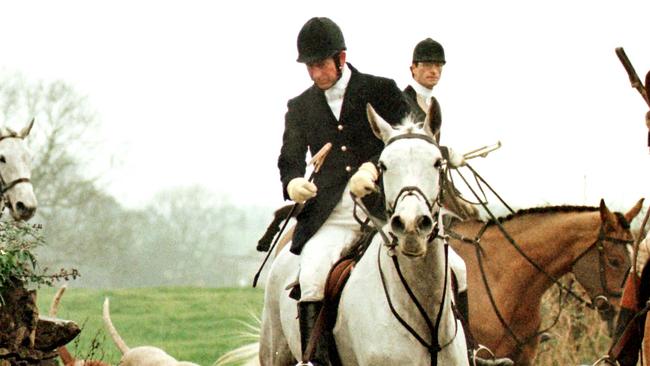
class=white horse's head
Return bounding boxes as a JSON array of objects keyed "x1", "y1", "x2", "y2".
[
  {"x1": 0, "y1": 119, "x2": 37, "y2": 221},
  {"x1": 367, "y1": 102, "x2": 442, "y2": 257}
]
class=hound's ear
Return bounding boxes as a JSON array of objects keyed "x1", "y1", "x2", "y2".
[
  {"x1": 599, "y1": 199, "x2": 618, "y2": 229},
  {"x1": 19, "y1": 118, "x2": 34, "y2": 138},
  {"x1": 423, "y1": 98, "x2": 441, "y2": 138},
  {"x1": 624, "y1": 198, "x2": 644, "y2": 223},
  {"x1": 366, "y1": 103, "x2": 394, "y2": 143}
]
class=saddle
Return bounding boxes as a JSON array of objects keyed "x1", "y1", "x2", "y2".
[{"x1": 286, "y1": 230, "x2": 376, "y2": 365}]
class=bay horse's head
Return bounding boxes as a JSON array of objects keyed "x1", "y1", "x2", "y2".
[
  {"x1": 572, "y1": 198, "x2": 643, "y2": 329},
  {"x1": 0, "y1": 119, "x2": 37, "y2": 221},
  {"x1": 367, "y1": 102, "x2": 442, "y2": 257}
]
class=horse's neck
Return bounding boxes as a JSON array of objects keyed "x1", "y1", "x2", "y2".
[
  {"x1": 378, "y1": 239, "x2": 450, "y2": 313},
  {"x1": 461, "y1": 213, "x2": 598, "y2": 291}
]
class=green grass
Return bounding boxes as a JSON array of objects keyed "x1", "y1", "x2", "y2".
[
  {"x1": 36, "y1": 285, "x2": 616, "y2": 365},
  {"x1": 37, "y1": 286, "x2": 264, "y2": 365}
]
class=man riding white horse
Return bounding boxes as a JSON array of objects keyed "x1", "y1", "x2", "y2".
[{"x1": 277, "y1": 16, "x2": 412, "y2": 365}]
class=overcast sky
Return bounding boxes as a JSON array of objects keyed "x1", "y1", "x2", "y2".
[{"x1": 2, "y1": 0, "x2": 650, "y2": 213}]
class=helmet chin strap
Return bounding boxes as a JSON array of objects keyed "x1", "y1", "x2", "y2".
[{"x1": 333, "y1": 52, "x2": 343, "y2": 79}]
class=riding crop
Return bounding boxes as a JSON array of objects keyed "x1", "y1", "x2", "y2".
[
  {"x1": 462, "y1": 141, "x2": 502, "y2": 160},
  {"x1": 615, "y1": 47, "x2": 650, "y2": 149},
  {"x1": 252, "y1": 142, "x2": 332, "y2": 288}
]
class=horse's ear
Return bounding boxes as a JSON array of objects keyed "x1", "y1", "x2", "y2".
[
  {"x1": 366, "y1": 103, "x2": 393, "y2": 143},
  {"x1": 19, "y1": 118, "x2": 34, "y2": 138},
  {"x1": 599, "y1": 199, "x2": 618, "y2": 229},
  {"x1": 423, "y1": 98, "x2": 441, "y2": 138},
  {"x1": 624, "y1": 198, "x2": 644, "y2": 223}
]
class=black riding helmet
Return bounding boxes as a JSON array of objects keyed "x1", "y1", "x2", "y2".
[
  {"x1": 412, "y1": 38, "x2": 446, "y2": 65},
  {"x1": 297, "y1": 17, "x2": 346, "y2": 64}
]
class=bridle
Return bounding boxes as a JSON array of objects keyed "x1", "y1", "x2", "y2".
[
  {"x1": 571, "y1": 213, "x2": 633, "y2": 301},
  {"x1": 352, "y1": 131, "x2": 455, "y2": 366},
  {"x1": 0, "y1": 135, "x2": 32, "y2": 212},
  {"x1": 447, "y1": 207, "x2": 633, "y2": 355},
  {"x1": 382, "y1": 132, "x2": 441, "y2": 231}
]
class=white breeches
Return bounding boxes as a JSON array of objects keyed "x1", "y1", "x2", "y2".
[
  {"x1": 299, "y1": 186, "x2": 365, "y2": 302},
  {"x1": 449, "y1": 247, "x2": 467, "y2": 292}
]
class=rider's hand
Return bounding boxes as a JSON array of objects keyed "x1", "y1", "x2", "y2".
[
  {"x1": 447, "y1": 147, "x2": 466, "y2": 168},
  {"x1": 349, "y1": 162, "x2": 379, "y2": 198},
  {"x1": 287, "y1": 177, "x2": 317, "y2": 203}
]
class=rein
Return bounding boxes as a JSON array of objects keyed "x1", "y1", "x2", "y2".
[
  {"x1": 351, "y1": 194, "x2": 455, "y2": 366},
  {"x1": 377, "y1": 233, "x2": 458, "y2": 366}
]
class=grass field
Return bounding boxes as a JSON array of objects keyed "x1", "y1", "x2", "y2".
[
  {"x1": 36, "y1": 285, "x2": 615, "y2": 365},
  {"x1": 36, "y1": 286, "x2": 264, "y2": 365}
]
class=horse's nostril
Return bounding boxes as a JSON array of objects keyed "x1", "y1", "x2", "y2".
[
  {"x1": 417, "y1": 215, "x2": 433, "y2": 233},
  {"x1": 391, "y1": 215, "x2": 405, "y2": 234},
  {"x1": 16, "y1": 201, "x2": 35, "y2": 216}
]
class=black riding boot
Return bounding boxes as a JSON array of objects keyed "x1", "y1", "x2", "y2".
[
  {"x1": 457, "y1": 290, "x2": 514, "y2": 366},
  {"x1": 298, "y1": 301, "x2": 331, "y2": 366}
]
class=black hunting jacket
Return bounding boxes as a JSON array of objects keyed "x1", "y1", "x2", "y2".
[
  {"x1": 403, "y1": 84, "x2": 442, "y2": 142},
  {"x1": 278, "y1": 63, "x2": 411, "y2": 254}
]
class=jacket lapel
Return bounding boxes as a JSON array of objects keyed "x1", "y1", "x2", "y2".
[
  {"x1": 339, "y1": 64, "x2": 363, "y2": 125},
  {"x1": 308, "y1": 85, "x2": 338, "y2": 124}
]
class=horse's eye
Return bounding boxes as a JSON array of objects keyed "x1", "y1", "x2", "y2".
[
  {"x1": 607, "y1": 257, "x2": 621, "y2": 268},
  {"x1": 0, "y1": 156, "x2": 6, "y2": 164},
  {"x1": 433, "y1": 158, "x2": 442, "y2": 168},
  {"x1": 378, "y1": 161, "x2": 387, "y2": 172}
]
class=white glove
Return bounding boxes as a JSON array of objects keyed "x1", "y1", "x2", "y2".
[
  {"x1": 446, "y1": 147, "x2": 466, "y2": 168},
  {"x1": 287, "y1": 177, "x2": 317, "y2": 203},
  {"x1": 349, "y1": 162, "x2": 379, "y2": 198}
]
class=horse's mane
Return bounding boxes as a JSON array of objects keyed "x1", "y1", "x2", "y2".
[{"x1": 485, "y1": 205, "x2": 599, "y2": 226}]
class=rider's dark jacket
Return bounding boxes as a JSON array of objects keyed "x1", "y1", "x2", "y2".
[
  {"x1": 402, "y1": 84, "x2": 442, "y2": 142},
  {"x1": 278, "y1": 63, "x2": 410, "y2": 254}
]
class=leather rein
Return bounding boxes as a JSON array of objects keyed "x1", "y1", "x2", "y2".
[
  {"x1": 351, "y1": 132, "x2": 457, "y2": 366},
  {"x1": 447, "y1": 165, "x2": 633, "y2": 354}
]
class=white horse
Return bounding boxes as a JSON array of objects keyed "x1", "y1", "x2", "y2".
[
  {"x1": 0, "y1": 119, "x2": 37, "y2": 221},
  {"x1": 259, "y1": 104, "x2": 468, "y2": 366}
]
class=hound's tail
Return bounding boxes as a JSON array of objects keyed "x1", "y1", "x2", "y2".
[
  {"x1": 49, "y1": 284, "x2": 77, "y2": 365},
  {"x1": 102, "y1": 298, "x2": 130, "y2": 354},
  {"x1": 48, "y1": 283, "x2": 67, "y2": 317},
  {"x1": 213, "y1": 315, "x2": 260, "y2": 366}
]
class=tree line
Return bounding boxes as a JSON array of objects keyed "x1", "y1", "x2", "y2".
[{"x1": 0, "y1": 72, "x2": 272, "y2": 288}]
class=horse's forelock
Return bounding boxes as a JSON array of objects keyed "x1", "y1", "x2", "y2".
[{"x1": 396, "y1": 115, "x2": 424, "y2": 134}]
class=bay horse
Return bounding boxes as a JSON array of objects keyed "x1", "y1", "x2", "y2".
[
  {"x1": 0, "y1": 119, "x2": 37, "y2": 221},
  {"x1": 449, "y1": 199, "x2": 643, "y2": 365},
  {"x1": 259, "y1": 104, "x2": 468, "y2": 365}
]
